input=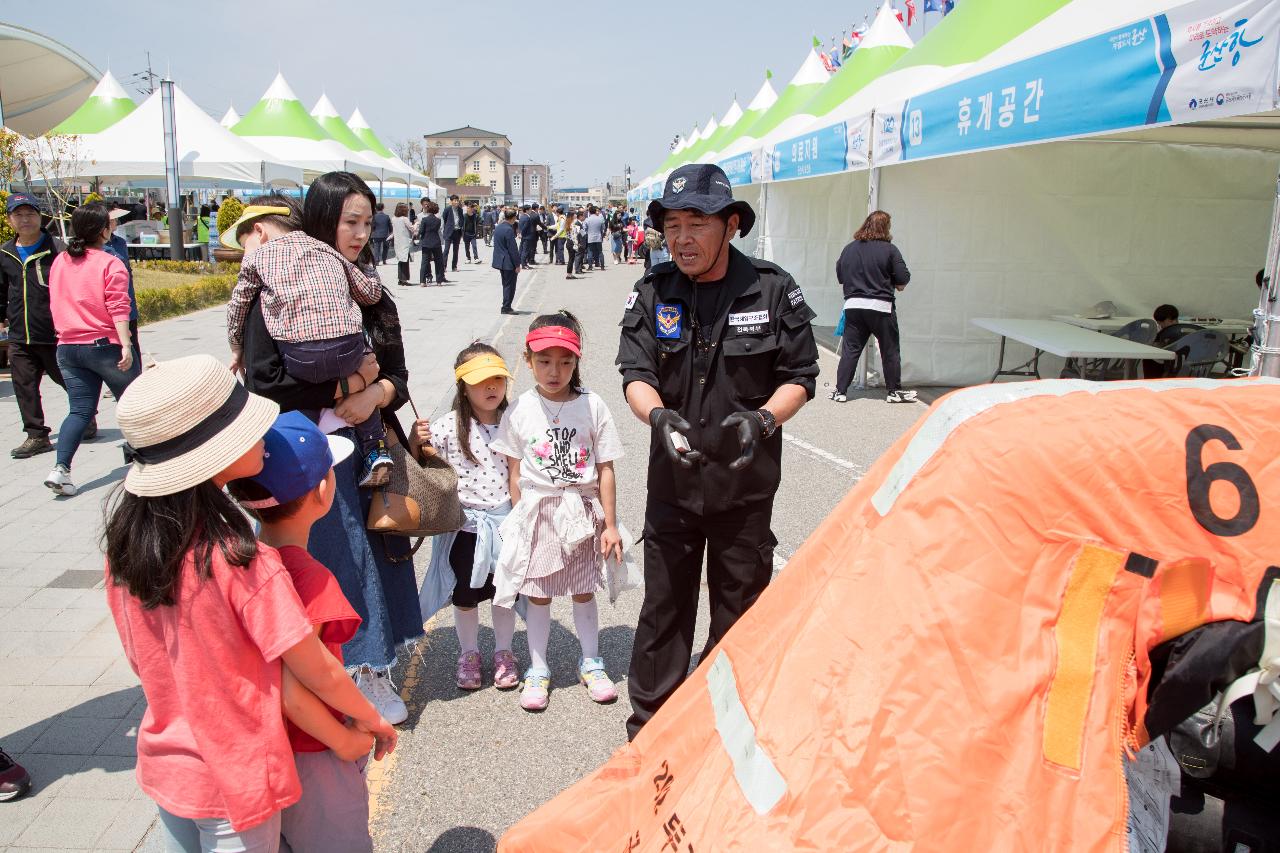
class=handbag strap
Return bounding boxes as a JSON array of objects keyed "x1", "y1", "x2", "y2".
[{"x1": 384, "y1": 534, "x2": 427, "y2": 564}]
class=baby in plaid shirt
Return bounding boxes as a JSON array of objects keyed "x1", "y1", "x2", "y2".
[{"x1": 227, "y1": 229, "x2": 393, "y2": 486}]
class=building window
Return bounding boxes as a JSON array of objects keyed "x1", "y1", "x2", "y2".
[
  {"x1": 492, "y1": 140, "x2": 498, "y2": 146},
  {"x1": 489, "y1": 180, "x2": 497, "y2": 190},
  {"x1": 434, "y1": 141, "x2": 442, "y2": 147},
  {"x1": 472, "y1": 160, "x2": 480, "y2": 171},
  {"x1": 489, "y1": 160, "x2": 496, "y2": 172},
  {"x1": 513, "y1": 175, "x2": 522, "y2": 191},
  {"x1": 531, "y1": 175, "x2": 540, "y2": 191},
  {"x1": 453, "y1": 141, "x2": 460, "y2": 146}
]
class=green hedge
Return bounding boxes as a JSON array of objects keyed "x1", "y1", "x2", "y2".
[
  {"x1": 134, "y1": 259, "x2": 240, "y2": 275},
  {"x1": 137, "y1": 274, "x2": 235, "y2": 325}
]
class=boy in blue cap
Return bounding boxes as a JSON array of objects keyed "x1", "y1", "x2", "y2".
[{"x1": 228, "y1": 411, "x2": 390, "y2": 853}]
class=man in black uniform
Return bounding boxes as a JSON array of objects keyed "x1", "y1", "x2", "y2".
[{"x1": 617, "y1": 163, "x2": 819, "y2": 739}]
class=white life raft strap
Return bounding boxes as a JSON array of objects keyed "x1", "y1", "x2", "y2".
[
  {"x1": 706, "y1": 650, "x2": 787, "y2": 815},
  {"x1": 1213, "y1": 578, "x2": 1280, "y2": 752}
]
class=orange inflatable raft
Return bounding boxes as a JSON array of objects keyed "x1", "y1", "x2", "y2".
[{"x1": 500, "y1": 378, "x2": 1280, "y2": 852}]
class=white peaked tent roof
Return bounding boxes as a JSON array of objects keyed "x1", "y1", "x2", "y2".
[
  {"x1": 63, "y1": 84, "x2": 302, "y2": 186},
  {"x1": 0, "y1": 22, "x2": 99, "y2": 136},
  {"x1": 220, "y1": 106, "x2": 240, "y2": 128},
  {"x1": 309, "y1": 94, "x2": 396, "y2": 177},
  {"x1": 346, "y1": 107, "x2": 433, "y2": 189},
  {"x1": 717, "y1": 49, "x2": 830, "y2": 159},
  {"x1": 694, "y1": 78, "x2": 779, "y2": 164},
  {"x1": 234, "y1": 74, "x2": 379, "y2": 179}
]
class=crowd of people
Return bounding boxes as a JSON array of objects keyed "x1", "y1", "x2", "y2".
[{"x1": 0, "y1": 164, "x2": 827, "y2": 852}]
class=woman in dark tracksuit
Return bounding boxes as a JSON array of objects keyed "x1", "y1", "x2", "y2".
[
  {"x1": 417, "y1": 201, "x2": 446, "y2": 285},
  {"x1": 830, "y1": 210, "x2": 916, "y2": 404}
]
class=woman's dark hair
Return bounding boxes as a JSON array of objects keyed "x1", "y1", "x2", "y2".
[
  {"x1": 425, "y1": 201, "x2": 440, "y2": 215},
  {"x1": 199, "y1": 204, "x2": 211, "y2": 218},
  {"x1": 237, "y1": 194, "x2": 303, "y2": 244},
  {"x1": 303, "y1": 171, "x2": 377, "y2": 267},
  {"x1": 362, "y1": 292, "x2": 402, "y2": 350},
  {"x1": 854, "y1": 210, "x2": 892, "y2": 242},
  {"x1": 226, "y1": 477, "x2": 311, "y2": 525},
  {"x1": 102, "y1": 482, "x2": 258, "y2": 610},
  {"x1": 66, "y1": 201, "x2": 111, "y2": 258},
  {"x1": 527, "y1": 309, "x2": 584, "y2": 391},
  {"x1": 394, "y1": 202, "x2": 409, "y2": 217},
  {"x1": 452, "y1": 342, "x2": 509, "y2": 465}
]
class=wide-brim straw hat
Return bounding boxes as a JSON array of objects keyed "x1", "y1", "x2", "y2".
[{"x1": 117, "y1": 354, "x2": 279, "y2": 497}]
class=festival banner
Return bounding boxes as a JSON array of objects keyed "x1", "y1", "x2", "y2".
[
  {"x1": 767, "y1": 121, "x2": 850, "y2": 181},
  {"x1": 878, "y1": 0, "x2": 1280, "y2": 164},
  {"x1": 720, "y1": 151, "x2": 754, "y2": 186}
]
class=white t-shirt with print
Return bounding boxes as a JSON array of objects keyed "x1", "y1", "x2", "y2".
[
  {"x1": 490, "y1": 389, "x2": 623, "y2": 490},
  {"x1": 429, "y1": 412, "x2": 510, "y2": 532}
]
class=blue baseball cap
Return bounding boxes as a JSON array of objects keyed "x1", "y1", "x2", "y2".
[
  {"x1": 240, "y1": 411, "x2": 354, "y2": 508},
  {"x1": 6, "y1": 193, "x2": 41, "y2": 214}
]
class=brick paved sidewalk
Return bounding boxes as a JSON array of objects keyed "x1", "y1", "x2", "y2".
[{"x1": 0, "y1": 255, "x2": 510, "y2": 852}]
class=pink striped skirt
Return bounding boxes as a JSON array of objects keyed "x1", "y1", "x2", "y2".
[{"x1": 519, "y1": 494, "x2": 605, "y2": 598}]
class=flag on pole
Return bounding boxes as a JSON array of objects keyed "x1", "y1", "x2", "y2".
[
  {"x1": 905, "y1": 0, "x2": 917, "y2": 25},
  {"x1": 943, "y1": 0, "x2": 955, "y2": 14},
  {"x1": 766, "y1": 68, "x2": 773, "y2": 79},
  {"x1": 923, "y1": 0, "x2": 941, "y2": 10},
  {"x1": 894, "y1": 7, "x2": 904, "y2": 23}
]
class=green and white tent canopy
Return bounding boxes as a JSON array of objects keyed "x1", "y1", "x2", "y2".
[
  {"x1": 346, "y1": 108, "x2": 433, "y2": 189},
  {"x1": 716, "y1": 49, "x2": 830, "y2": 161},
  {"x1": 679, "y1": 98, "x2": 745, "y2": 167},
  {"x1": 49, "y1": 70, "x2": 136, "y2": 135},
  {"x1": 309, "y1": 94, "x2": 400, "y2": 176},
  {"x1": 233, "y1": 74, "x2": 382, "y2": 179}
]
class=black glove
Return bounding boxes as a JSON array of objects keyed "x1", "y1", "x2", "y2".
[
  {"x1": 720, "y1": 411, "x2": 765, "y2": 471},
  {"x1": 649, "y1": 408, "x2": 702, "y2": 468}
]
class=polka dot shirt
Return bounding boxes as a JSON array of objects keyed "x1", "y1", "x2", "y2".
[{"x1": 429, "y1": 413, "x2": 510, "y2": 529}]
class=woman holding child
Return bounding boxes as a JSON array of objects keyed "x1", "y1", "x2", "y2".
[{"x1": 229, "y1": 171, "x2": 422, "y2": 725}]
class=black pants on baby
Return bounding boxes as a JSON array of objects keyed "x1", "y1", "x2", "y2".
[{"x1": 277, "y1": 334, "x2": 385, "y2": 453}]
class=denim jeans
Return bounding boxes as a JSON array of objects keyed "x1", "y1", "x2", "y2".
[
  {"x1": 158, "y1": 806, "x2": 281, "y2": 853},
  {"x1": 56, "y1": 340, "x2": 140, "y2": 469}
]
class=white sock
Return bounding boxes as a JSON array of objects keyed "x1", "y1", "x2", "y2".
[
  {"x1": 491, "y1": 604, "x2": 516, "y2": 653},
  {"x1": 572, "y1": 597, "x2": 599, "y2": 660},
  {"x1": 525, "y1": 602, "x2": 551, "y2": 672},
  {"x1": 454, "y1": 606, "x2": 479, "y2": 653}
]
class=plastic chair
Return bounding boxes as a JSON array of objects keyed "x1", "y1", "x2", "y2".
[
  {"x1": 1170, "y1": 330, "x2": 1230, "y2": 377},
  {"x1": 1161, "y1": 322, "x2": 1205, "y2": 342},
  {"x1": 1085, "y1": 318, "x2": 1157, "y2": 379}
]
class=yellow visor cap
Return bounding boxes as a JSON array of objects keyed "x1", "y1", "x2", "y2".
[{"x1": 454, "y1": 353, "x2": 513, "y2": 385}]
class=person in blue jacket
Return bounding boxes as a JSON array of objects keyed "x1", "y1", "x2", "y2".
[{"x1": 491, "y1": 208, "x2": 521, "y2": 315}]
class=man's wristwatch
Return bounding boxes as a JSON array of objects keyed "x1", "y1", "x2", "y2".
[{"x1": 754, "y1": 409, "x2": 777, "y2": 438}]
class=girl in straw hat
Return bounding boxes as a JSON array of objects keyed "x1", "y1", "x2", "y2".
[{"x1": 103, "y1": 354, "x2": 397, "y2": 851}]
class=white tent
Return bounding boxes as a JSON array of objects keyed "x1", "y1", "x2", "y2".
[
  {"x1": 43, "y1": 83, "x2": 301, "y2": 187},
  {"x1": 346, "y1": 107, "x2": 435, "y2": 192},
  {"x1": 731, "y1": 0, "x2": 1280, "y2": 386},
  {"x1": 219, "y1": 105, "x2": 240, "y2": 128}
]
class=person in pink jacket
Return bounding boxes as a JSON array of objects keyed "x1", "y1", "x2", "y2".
[{"x1": 45, "y1": 201, "x2": 140, "y2": 496}]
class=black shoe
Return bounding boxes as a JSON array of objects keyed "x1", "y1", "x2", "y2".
[
  {"x1": 439, "y1": 279, "x2": 452, "y2": 284},
  {"x1": 0, "y1": 748, "x2": 31, "y2": 802},
  {"x1": 11, "y1": 436, "x2": 53, "y2": 459},
  {"x1": 82, "y1": 419, "x2": 98, "y2": 441},
  {"x1": 500, "y1": 307, "x2": 516, "y2": 315}
]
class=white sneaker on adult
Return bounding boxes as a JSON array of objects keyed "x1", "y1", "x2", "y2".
[
  {"x1": 355, "y1": 667, "x2": 408, "y2": 724},
  {"x1": 43, "y1": 465, "x2": 77, "y2": 496}
]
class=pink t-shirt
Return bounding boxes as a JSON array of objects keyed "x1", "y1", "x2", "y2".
[
  {"x1": 49, "y1": 247, "x2": 132, "y2": 345},
  {"x1": 106, "y1": 544, "x2": 314, "y2": 831}
]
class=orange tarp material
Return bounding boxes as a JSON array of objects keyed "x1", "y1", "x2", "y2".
[{"x1": 500, "y1": 379, "x2": 1280, "y2": 852}]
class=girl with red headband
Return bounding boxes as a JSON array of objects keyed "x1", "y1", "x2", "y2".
[{"x1": 490, "y1": 311, "x2": 625, "y2": 711}]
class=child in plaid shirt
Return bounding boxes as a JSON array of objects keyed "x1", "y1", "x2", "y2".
[{"x1": 224, "y1": 203, "x2": 393, "y2": 486}]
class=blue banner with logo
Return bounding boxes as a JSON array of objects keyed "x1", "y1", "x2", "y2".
[
  {"x1": 769, "y1": 121, "x2": 849, "y2": 181},
  {"x1": 720, "y1": 152, "x2": 754, "y2": 186},
  {"x1": 897, "y1": 18, "x2": 1174, "y2": 162}
]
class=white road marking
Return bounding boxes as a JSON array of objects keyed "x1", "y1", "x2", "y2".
[{"x1": 781, "y1": 432, "x2": 865, "y2": 477}]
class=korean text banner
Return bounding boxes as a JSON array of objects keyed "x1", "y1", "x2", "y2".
[
  {"x1": 882, "y1": 0, "x2": 1280, "y2": 165},
  {"x1": 768, "y1": 121, "x2": 850, "y2": 181},
  {"x1": 720, "y1": 151, "x2": 754, "y2": 186}
]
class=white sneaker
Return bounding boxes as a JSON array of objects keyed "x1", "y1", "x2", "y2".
[
  {"x1": 43, "y1": 465, "x2": 77, "y2": 496},
  {"x1": 355, "y1": 666, "x2": 408, "y2": 724}
]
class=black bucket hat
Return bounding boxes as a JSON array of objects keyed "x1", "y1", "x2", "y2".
[{"x1": 646, "y1": 163, "x2": 755, "y2": 237}]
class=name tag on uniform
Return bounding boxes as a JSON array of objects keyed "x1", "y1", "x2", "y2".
[
  {"x1": 729, "y1": 310, "x2": 770, "y2": 327},
  {"x1": 655, "y1": 303, "x2": 682, "y2": 339}
]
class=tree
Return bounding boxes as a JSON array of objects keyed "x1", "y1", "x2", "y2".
[
  {"x1": 456, "y1": 173, "x2": 482, "y2": 187},
  {"x1": 21, "y1": 134, "x2": 92, "y2": 239},
  {"x1": 390, "y1": 138, "x2": 429, "y2": 175},
  {"x1": 0, "y1": 129, "x2": 26, "y2": 244}
]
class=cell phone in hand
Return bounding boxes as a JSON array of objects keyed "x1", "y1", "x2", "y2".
[{"x1": 670, "y1": 432, "x2": 691, "y2": 454}]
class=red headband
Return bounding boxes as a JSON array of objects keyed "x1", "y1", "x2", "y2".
[{"x1": 526, "y1": 325, "x2": 582, "y2": 356}]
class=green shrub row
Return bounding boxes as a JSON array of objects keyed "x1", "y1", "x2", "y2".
[
  {"x1": 137, "y1": 274, "x2": 234, "y2": 325},
  {"x1": 134, "y1": 259, "x2": 241, "y2": 275}
]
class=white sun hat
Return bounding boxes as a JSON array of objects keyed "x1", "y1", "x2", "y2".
[{"x1": 116, "y1": 354, "x2": 279, "y2": 497}]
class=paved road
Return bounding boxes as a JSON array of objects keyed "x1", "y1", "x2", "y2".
[{"x1": 371, "y1": 250, "x2": 932, "y2": 852}]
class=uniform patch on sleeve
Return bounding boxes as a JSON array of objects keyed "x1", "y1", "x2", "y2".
[
  {"x1": 625, "y1": 291, "x2": 639, "y2": 310},
  {"x1": 788, "y1": 287, "x2": 806, "y2": 308}
]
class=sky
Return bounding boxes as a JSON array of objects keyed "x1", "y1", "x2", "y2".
[{"x1": 3, "y1": 0, "x2": 942, "y2": 187}]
